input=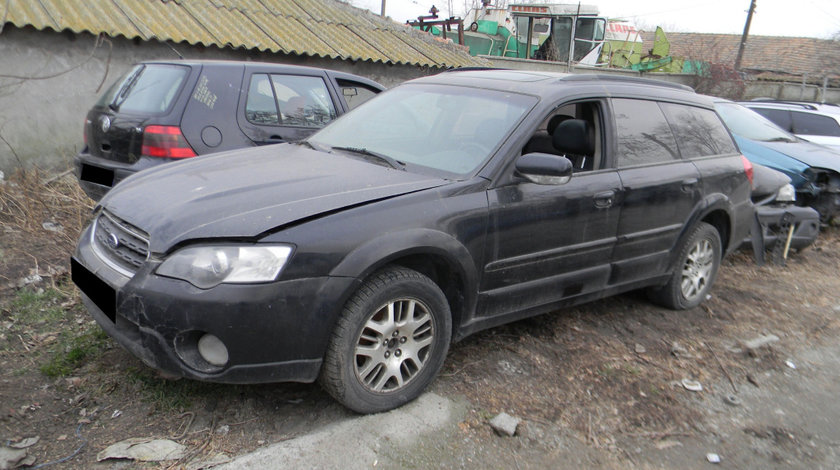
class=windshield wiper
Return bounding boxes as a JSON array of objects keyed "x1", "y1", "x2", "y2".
[
  {"x1": 111, "y1": 68, "x2": 143, "y2": 111},
  {"x1": 330, "y1": 146, "x2": 405, "y2": 170},
  {"x1": 766, "y1": 137, "x2": 794, "y2": 143}
]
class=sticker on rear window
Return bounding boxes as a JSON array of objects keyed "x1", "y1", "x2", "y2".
[{"x1": 192, "y1": 75, "x2": 218, "y2": 110}]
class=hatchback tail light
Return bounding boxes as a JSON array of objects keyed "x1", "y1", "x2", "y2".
[
  {"x1": 141, "y1": 125, "x2": 197, "y2": 159},
  {"x1": 741, "y1": 155, "x2": 754, "y2": 187}
]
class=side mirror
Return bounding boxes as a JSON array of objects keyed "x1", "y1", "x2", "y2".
[{"x1": 516, "y1": 152, "x2": 573, "y2": 185}]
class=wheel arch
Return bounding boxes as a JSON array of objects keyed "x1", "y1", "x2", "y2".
[
  {"x1": 330, "y1": 229, "x2": 479, "y2": 340},
  {"x1": 670, "y1": 194, "x2": 734, "y2": 268}
]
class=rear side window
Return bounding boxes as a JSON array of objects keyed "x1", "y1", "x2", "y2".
[
  {"x1": 245, "y1": 74, "x2": 280, "y2": 125},
  {"x1": 660, "y1": 103, "x2": 738, "y2": 158},
  {"x1": 612, "y1": 98, "x2": 679, "y2": 167},
  {"x1": 791, "y1": 111, "x2": 840, "y2": 136},
  {"x1": 751, "y1": 108, "x2": 793, "y2": 132},
  {"x1": 245, "y1": 74, "x2": 337, "y2": 128},
  {"x1": 98, "y1": 64, "x2": 189, "y2": 114}
]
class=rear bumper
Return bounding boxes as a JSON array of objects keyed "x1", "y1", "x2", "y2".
[{"x1": 74, "y1": 151, "x2": 178, "y2": 201}]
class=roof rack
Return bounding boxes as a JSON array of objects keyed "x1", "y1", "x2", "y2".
[
  {"x1": 746, "y1": 99, "x2": 839, "y2": 110},
  {"x1": 562, "y1": 74, "x2": 694, "y2": 92}
]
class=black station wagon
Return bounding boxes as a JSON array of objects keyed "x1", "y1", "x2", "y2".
[
  {"x1": 72, "y1": 70, "x2": 754, "y2": 413},
  {"x1": 74, "y1": 60, "x2": 384, "y2": 200}
]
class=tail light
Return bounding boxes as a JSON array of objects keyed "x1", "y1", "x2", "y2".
[
  {"x1": 741, "y1": 155, "x2": 754, "y2": 187},
  {"x1": 141, "y1": 125, "x2": 197, "y2": 159}
]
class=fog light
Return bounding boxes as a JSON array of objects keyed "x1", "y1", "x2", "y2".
[{"x1": 197, "y1": 334, "x2": 229, "y2": 366}]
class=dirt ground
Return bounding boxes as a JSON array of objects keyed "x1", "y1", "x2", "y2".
[{"x1": 1, "y1": 169, "x2": 839, "y2": 469}]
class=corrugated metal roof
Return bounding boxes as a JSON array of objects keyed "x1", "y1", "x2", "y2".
[{"x1": 1, "y1": 0, "x2": 486, "y2": 68}]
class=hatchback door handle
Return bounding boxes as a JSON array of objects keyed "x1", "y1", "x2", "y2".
[
  {"x1": 594, "y1": 190, "x2": 615, "y2": 208},
  {"x1": 682, "y1": 178, "x2": 699, "y2": 192}
]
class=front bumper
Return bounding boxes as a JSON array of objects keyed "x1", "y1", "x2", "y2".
[
  {"x1": 745, "y1": 204, "x2": 820, "y2": 259},
  {"x1": 72, "y1": 224, "x2": 358, "y2": 384}
]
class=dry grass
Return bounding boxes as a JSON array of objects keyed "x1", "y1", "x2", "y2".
[{"x1": 0, "y1": 167, "x2": 93, "y2": 290}]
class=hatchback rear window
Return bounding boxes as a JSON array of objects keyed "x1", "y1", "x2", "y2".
[{"x1": 97, "y1": 64, "x2": 189, "y2": 114}]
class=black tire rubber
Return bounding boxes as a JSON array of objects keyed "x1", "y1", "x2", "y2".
[
  {"x1": 319, "y1": 266, "x2": 452, "y2": 414},
  {"x1": 647, "y1": 222, "x2": 722, "y2": 310}
]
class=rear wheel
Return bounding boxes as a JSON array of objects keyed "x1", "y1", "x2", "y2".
[
  {"x1": 320, "y1": 267, "x2": 451, "y2": 414},
  {"x1": 648, "y1": 222, "x2": 721, "y2": 310}
]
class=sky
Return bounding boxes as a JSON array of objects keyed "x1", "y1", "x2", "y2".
[{"x1": 349, "y1": 0, "x2": 840, "y2": 39}]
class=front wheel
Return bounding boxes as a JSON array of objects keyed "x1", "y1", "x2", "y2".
[
  {"x1": 648, "y1": 222, "x2": 722, "y2": 310},
  {"x1": 320, "y1": 267, "x2": 451, "y2": 414}
]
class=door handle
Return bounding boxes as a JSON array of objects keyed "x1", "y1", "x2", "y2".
[
  {"x1": 681, "y1": 178, "x2": 699, "y2": 192},
  {"x1": 594, "y1": 190, "x2": 615, "y2": 208}
]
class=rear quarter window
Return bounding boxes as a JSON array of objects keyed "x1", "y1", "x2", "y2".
[{"x1": 660, "y1": 103, "x2": 738, "y2": 158}]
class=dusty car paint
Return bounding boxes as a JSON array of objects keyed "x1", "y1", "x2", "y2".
[{"x1": 72, "y1": 71, "x2": 754, "y2": 412}]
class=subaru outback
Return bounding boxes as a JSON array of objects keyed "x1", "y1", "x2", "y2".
[{"x1": 72, "y1": 70, "x2": 754, "y2": 413}]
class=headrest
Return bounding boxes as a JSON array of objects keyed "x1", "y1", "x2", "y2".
[{"x1": 552, "y1": 119, "x2": 594, "y2": 156}]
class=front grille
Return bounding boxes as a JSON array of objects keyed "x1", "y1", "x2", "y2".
[{"x1": 92, "y1": 210, "x2": 150, "y2": 276}]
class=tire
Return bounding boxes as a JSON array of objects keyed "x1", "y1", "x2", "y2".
[
  {"x1": 319, "y1": 267, "x2": 452, "y2": 414},
  {"x1": 647, "y1": 222, "x2": 722, "y2": 310}
]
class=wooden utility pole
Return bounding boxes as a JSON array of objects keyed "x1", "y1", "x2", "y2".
[
  {"x1": 734, "y1": 0, "x2": 756, "y2": 70},
  {"x1": 380, "y1": 0, "x2": 386, "y2": 16}
]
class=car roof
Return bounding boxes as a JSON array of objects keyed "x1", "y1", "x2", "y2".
[
  {"x1": 407, "y1": 69, "x2": 711, "y2": 107},
  {"x1": 137, "y1": 59, "x2": 385, "y2": 90}
]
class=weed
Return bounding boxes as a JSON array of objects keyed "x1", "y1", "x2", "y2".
[
  {"x1": 10, "y1": 287, "x2": 64, "y2": 325},
  {"x1": 40, "y1": 329, "x2": 109, "y2": 378},
  {"x1": 125, "y1": 367, "x2": 230, "y2": 411}
]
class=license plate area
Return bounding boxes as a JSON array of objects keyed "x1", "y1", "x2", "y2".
[
  {"x1": 71, "y1": 257, "x2": 116, "y2": 323},
  {"x1": 80, "y1": 164, "x2": 115, "y2": 187}
]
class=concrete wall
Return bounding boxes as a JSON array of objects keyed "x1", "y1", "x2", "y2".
[{"x1": 0, "y1": 27, "x2": 436, "y2": 172}]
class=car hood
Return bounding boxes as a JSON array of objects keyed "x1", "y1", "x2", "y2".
[
  {"x1": 100, "y1": 144, "x2": 448, "y2": 252},
  {"x1": 733, "y1": 136, "x2": 833, "y2": 187},
  {"x1": 758, "y1": 139, "x2": 840, "y2": 171}
]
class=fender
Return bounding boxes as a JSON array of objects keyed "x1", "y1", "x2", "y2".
[
  {"x1": 666, "y1": 192, "x2": 735, "y2": 269},
  {"x1": 330, "y1": 228, "x2": 480, "y2": 326}
]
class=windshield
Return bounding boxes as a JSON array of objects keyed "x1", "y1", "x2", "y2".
[
  {"x1": 308, "y1": 84, "x2": 537, "y2": 177},
  {"x1": 714, "y1": 102, "x2": 797, "y2": 143},
  {"x1": 96, "y1": 64, "x2": 189, "y2": 114}
]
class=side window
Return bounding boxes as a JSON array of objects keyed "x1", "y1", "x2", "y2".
[
  {"x1": 245, "y1": 74, "x2": 280, "y2": 125},
  {"x1": 660, "y1": 103, "x2": 738, "y2": 158},
  {"x1": 521, "y1": 101, "x2": 603, "y2": 171},
  {"x1": 336, "y1": 79, "x2": 380, "y2": 110},
  {"x1": 791, "y1": 112, "x2": 840, "y2": 136},
  {"x1": 612, "y1": 98, "x2": 679, "y2": 167},
  {"x1": 271, "y1": 75, "x2": 337, "y2": 128},
  {"x1": 751, "y1": 108, "x2": 793, "y2": 132}
]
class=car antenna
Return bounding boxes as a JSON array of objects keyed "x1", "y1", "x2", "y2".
[{"x1": 166, "y1": 42, "x2": 184, "y2": 60}]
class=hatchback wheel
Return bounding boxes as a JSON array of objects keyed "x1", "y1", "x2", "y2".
[
  {"x1": 648, "y1": 222, "x2": 721, "y2": 310},
  {"x1": 320, "y1": 267, "x2": 451, "y2": 413}
]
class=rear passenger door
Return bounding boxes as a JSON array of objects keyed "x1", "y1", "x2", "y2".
[
  {"x1": 237, "y1": 68, "x2": 340, "y2": 145},
  {"x1": 608, "y1": 98, "x2": 702, "y2": 285}
]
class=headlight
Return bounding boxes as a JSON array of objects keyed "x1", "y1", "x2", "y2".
[
  {"x1": 157, "y1": 245, "x2": 293, "y2": 289},
  {"x1": 775, "y1": 183, "x2": 796, "y2": 203}
]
